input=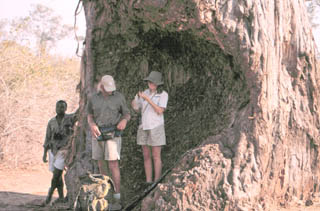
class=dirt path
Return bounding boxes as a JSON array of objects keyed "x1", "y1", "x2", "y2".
[
  {"x1": 1, "y1": 164, "x2": 320, "y2": 211},
  {"x1": 0, "y1": 164, "x2": 61, "y2": 211}
]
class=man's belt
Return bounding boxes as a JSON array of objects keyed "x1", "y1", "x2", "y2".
[{"x1": 97, "y1": 125, "x2": 122, "y2": 141}]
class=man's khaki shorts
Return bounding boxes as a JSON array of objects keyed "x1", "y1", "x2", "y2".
[
  {"x1": 137, "y1": 124, "x2": 166, "y2": 146},
  {"x1": 92, "y1": 137, "x2": 122, "y2": 161}
]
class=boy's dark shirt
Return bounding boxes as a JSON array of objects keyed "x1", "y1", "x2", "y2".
[{"x1": 44, "y1": 113, "x2": 77, "y2": 155}]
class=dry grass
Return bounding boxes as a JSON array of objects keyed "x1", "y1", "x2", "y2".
[{"x1": 0, "y1": 41, "x2": 79, "y2": 169}]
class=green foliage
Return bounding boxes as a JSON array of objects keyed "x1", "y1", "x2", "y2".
[
  {"x1": 306, "y1": 0, "x2": 320, "y2": 58},
  {"x1": 1, "y1": 4, "x2": 73, "y2": 56},
  {"x1": 306, "y1": 0, "x2": 320, "y2": 28},
  {"x1": 0, "y1": 20, "x2": 7, "y2": 38}
]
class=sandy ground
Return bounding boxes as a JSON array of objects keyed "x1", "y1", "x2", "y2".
[
  {"x1": 0, "y1": 164, "x2": 62, "y2": 211},
  {"x1": 274, "y1": 199, "x2": 320, "y2": 211},
  {"x1": 1, "y1": 164, "x2": 320, "y2": 211}
]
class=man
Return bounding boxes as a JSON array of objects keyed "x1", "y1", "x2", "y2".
[
  {"x1": 42, "y1": 100, "x2": 78, "y2": 206},
  {"x1": 87, "y1": 75, "x2": 130, "y2": 210}
]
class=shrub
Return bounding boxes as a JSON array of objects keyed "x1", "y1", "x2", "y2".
[{"x1": 0, "y1": 41, "x2": 79, "y2": 169}]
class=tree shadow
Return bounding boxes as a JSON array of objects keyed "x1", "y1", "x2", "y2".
[{"x1": 0, "y1": 191, "x2": 66, "y2": 211}]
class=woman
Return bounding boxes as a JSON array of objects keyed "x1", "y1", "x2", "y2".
[{"x1": 132, "y1": 71, "x2": 168, "y2": 184}]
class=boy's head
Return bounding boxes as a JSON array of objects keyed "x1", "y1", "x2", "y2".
[{"x1": 56, "y1": 100, "x2": 67, "y2": 115}]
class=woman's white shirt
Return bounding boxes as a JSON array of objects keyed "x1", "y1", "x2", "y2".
[{"x1": 135, "y1": 89, "x2": 168, "y2": 130}]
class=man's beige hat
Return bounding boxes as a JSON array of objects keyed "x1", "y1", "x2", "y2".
[
  {"x1": 144, "y1": 71, "x2": 163, "y2": 85},
  {"x1": 100, "y1": 75, "x2": 116, "y2": 92}
]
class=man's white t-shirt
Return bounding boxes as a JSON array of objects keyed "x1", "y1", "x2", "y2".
[{"x1": 135, "y1": 89, "x2": 168, "y2": 130}]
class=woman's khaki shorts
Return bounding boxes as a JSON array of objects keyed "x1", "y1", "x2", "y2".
[
  {"x1": 92, "y1": 137, "x2": 122, "y2": 161},
  {"x1": 137, "y1": 124, "x2": 166, "y2": 146}
]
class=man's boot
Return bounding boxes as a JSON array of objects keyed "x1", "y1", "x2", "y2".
[
  {"x1": 54, "y1": 180, "x2": 65, "y2": 204},
  {"x1": 57, "y1": 186, "x2": 64, "y2": 200},
  {"x1": 42, "y1": 187, "x2": 54, "y2": 206}
]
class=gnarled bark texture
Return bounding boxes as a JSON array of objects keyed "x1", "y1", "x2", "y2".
[{"x1": 65, "y1": 0, "x2": 320, "y2": 210}]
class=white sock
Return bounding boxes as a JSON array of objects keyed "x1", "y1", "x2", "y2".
[{"x1": 113, "y1": 193, "x2": 121, "y2": 200}]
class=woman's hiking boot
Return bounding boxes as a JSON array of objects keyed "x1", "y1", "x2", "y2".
[{"x1": 108, "y1": 198, "x2": 122, "y2": 211}]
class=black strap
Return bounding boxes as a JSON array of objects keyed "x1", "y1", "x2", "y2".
[
  {"x1": 123, "y1": 168, "x2": 172, "y2": 211},
  {"x1": 141, "y1": 93, "x2": 156, "y2": 115}
]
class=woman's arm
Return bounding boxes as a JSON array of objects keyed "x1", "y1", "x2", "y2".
[
  {"x1": 131, "y1": 94, "x2": 141, "y2": 112},
  {"x1": 138, "y1": 92, "x2": 165, "y2": 115}
]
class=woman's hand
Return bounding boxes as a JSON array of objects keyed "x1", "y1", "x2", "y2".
[
  {"x1": 138, "y1": 91, "x2": 164, "y2": 115},
  {"x1": 138, "y1": 91, "x2": 149, "y2": 101}
]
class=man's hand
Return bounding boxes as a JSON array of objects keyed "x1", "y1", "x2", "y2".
[
  {"x1": 88, "y1": 114, "x2": 101, "y2": 138},
  {"x1": 117, "y1": 119, "x2": 127, "y2": 131},
  {"x1": 42, "y1": 153, "x2": 48, "y2": 163},
  {"x1": 90, "y1": 124, "x2": 101, "y2": 138}
]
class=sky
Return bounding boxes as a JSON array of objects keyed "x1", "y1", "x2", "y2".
[
  {"x1": 0, "y1": 0, "x2": 86, "y2": 57},
  {"x1": 0, "y1": 0, "x2": 319, "y2": 57}
]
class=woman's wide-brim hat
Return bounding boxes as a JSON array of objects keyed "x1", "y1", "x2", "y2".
[{"x1": 144, "y1": 71, "x2": 163, "y2": 85}]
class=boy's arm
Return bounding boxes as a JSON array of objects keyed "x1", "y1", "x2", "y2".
[{"x1": 43, "y1": 122, "x2": 51, "y2": 163}]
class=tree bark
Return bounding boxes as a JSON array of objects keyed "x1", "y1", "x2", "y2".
[{"x1": 66, "y1": 0, "x2": 320, "y2": 210}]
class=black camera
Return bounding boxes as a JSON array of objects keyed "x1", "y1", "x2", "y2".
[
  {"x1": 96, "y1": 126, "x2": 122, "y2": 141},
  {"x1": 53, "y1": 132, "x2": 63, "y2": 140},
  {"x1": 97, "y1": 133, "x2": 113, "y2": 141},
  {"x1": 64, "y1": 124, "x2": 73, "y2": 135}
]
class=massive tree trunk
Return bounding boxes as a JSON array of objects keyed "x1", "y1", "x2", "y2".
[{"x1": 66, "y1": 0, "x2": 320, "y2": 210}]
